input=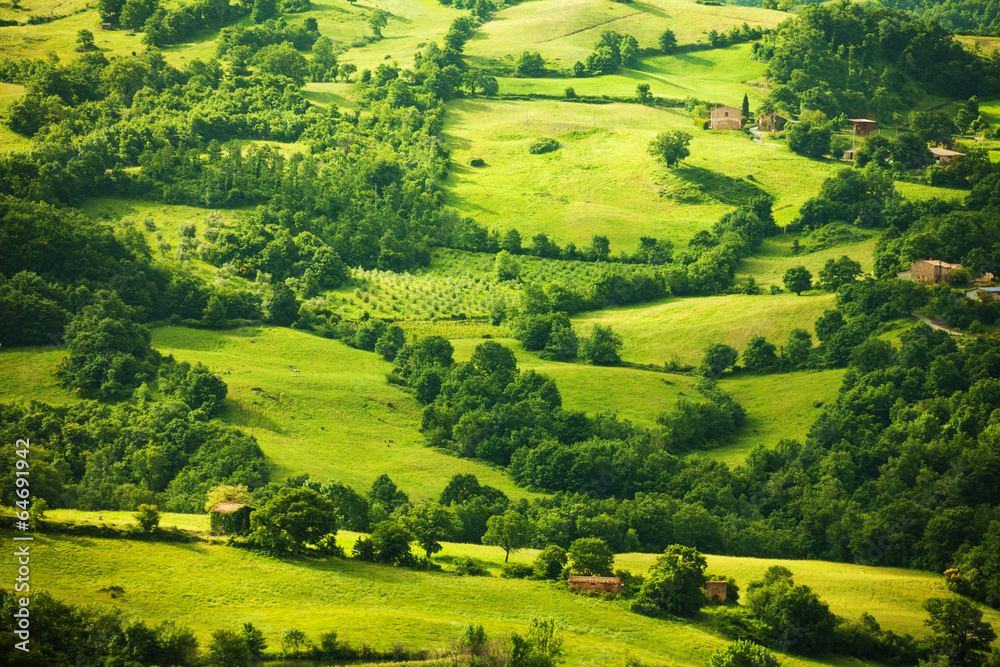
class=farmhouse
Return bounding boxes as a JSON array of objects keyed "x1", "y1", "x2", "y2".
[
  {"x1": 209, "y1": 502, "x2": 254, "y2": 535},
  {"x1": 897, "y1": 259, "x2": 962, "y2": 283},
  {"x1": 568, "y1": 576, "x2": 623, "y2": 593},
  {"x1": 929, "y1": 147, "x2": 964, "y2": 165},
  {"x1": 848, "y1": 118, "x2": 876, "y2": 135},
  {"x1": 704, "y1": 580, "x2": 728, "y2": 602},
  {"x1": 757, "y1": 114, "x2": 788, "y2": 132},
  {"x1": 711, "y1": 105, "x2": 743, "y2": 130},
  {"x1": 967, "y1": 287, "x2": 1000, "y2": 301}
]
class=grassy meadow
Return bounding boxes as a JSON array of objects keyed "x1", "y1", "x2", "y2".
[
  {"x1": 463, "y1": 0, "x2": 786, "y2": 68},
  {"x1": 572, "y1": 292, "x2": 836, "y2": 367},
  {"x1": 442, "y1": 97, "x2": 838, "y2": 252},
  {"x1": 735, "y1": 233, "x2": 878, "y2": 289},
  {"x1": 11, "y1": 522, "x2": 997, "y2": 666}
]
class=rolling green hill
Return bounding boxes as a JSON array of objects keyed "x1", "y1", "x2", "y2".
[
  {"x1": 463, "y1": 0, "x2": 786, "y2": 67},
  {"x1": 10, "y1": 523, "x2": 996, "y2": 666},
  {"x1": 572, "y1": 292, "x2": 836, "y2": 367}
]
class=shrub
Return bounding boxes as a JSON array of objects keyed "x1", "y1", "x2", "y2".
[
  {"x1": 529, "y1": 138, "x2": 560, "y2": 154},
  {"x1": 452, "y1": 556, "x2": 492, "y2": 576},
  {"x1": 469, "y1": 157, "x2": 486, "y2": 167},
  {"x1": 501, "y1": 562, "x2": 534, "y2": 579}
]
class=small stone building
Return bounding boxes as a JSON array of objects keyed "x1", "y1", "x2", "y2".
[
  {"x1": 967, "y1": 287, "x2": 1000, "y2": 301},
  {"x1": 711, "y1": 105, "x2": 743, "y2": 130},
  {"x1": 704, "y1": 580, "x2": 728, "y2": 602},
  {"x1": 209, "y1": 502, "x2": 254, "y2": 535},
  {"x1": 929, "y1": 147, "x2": 964, "y2": 165},
  {"x1": 907, "y1": 259, "x2": 962, "y2": 283},
  {"x1": 568, "y1": 576, "x2": 623, "y2": 593},
  {"x1": 757, "y1": 114, "x2": 787, "y2": 132},
  {"x1": 848, "y1": 118, "x2": 876, "y2": 135}
]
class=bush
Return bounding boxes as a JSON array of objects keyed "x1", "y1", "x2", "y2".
[
  {"x1": 501, "y1": 562, "x2": 534, "y2": 579},
  {"x1": 452, "y1": 556, "x2": 492, "y2": 576},
  {"x1": 469, "y1": 157, "x2": 486, "y2": 167},
  {"x1": 529, "y1": 138, "x2": 560, "y2": 154}
]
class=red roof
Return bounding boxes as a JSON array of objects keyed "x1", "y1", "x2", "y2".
[{"x1": 568, "y1": 576, "x2": 621, "y2": 584}]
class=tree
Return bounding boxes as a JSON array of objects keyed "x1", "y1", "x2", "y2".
[
  {"x1": 741, "y1": 93, "x2": 750, "y2": 122},
  {"x1": 339, "y1": 62, "x2": 357, "y2": 81},
  {"x1": 742, "y1": 335, "x2": 778, "y2": 373},
  {"x1": 242, "y1": 622, "x2": 267, "y2": 660},
  {"x1": 579, "y1": 324, "x2": 623, "y2": 365},
  {"x1": 568, "y1": 537, "x2": 614, "y2": 576},
  {"x1": 251, "y1": 0, "x2": 278, "y2": 23},
  {"x1": 282, "y1": 628, "x2": 308, "y2": 656},
  {"x1": 787, "y1": 121, "x2": 831, "y2": 158},
  {"x1": 98, "y1": 0, "x2": 126, "y2": 24},
  {"x1": 658, "y1": 28, "x2": 677, "y2": 53},
  {"x1": 534, "y1": 545, "x2": 568, "y2": 580},
  {"x1": 249, "y1": 487, "x2": 338, "y2": 556},
  {"x1": 515, "y1": 51, "x2": 545, "y2": 77},
  {"x1": 29, "y1": 497, "x2": 48, "y2": 530},
  {"x1": 783, "y1": 328, "x2": 812, "y2": 369},
  {"x1": 483, "y1": 510, "x2": 535, "y2": 562},
  {"x1": 648, "y1": 131, "x2": 692, "y2": 168},
  {"x1": 406, "y1": 502, "x2": 461, "y2": 559},
  {"x1": 206, "y1": 630, "x2": 251, "y2": 667},
  {"x1": 494, "y1": 250, "x2": 521, "y2": 282},
  {"x1": 709, "y1": 641, "x2": 781, "y2": 667},
  {"x1": 369, "y1": 519, "x2": 417, "y2": 566},
  {"x1": 204, "y1": 484, "x2": 255, "y2": 512},
  {"x1": 375, "y1": 324, "x2": 406, "y2": 361},
  {"x1": 134, "y1": 504, "x2": 160, "y2": 533},
  {"x1": 636, "y1": 83, "x2": 653, "y2": 105},
  {"x1": 923, "y1": 597, "x2": 997, "y2": 667},
  {"x1": 76, "y1": 30, "x2": 96, "y2": 52},
  {"x1": 700, "y1": 343, "x2": 738, "y2": 377},
  {"x1": 912, "y1": 110, "x2": 955, "y2": 146},
  {"x1": 782, "y1": 266, "x2": 812, "y2": 295},
  {"x1": 263, "y1": 281, "x2": 300, "y2": 325},
  {"x1": 818, "y1": 255, "x2": 862, "y2": 292},
  {"x1": 638, "y1": 544, "x2": 708, "y2": 616},
  {"x1": 253, "y1": 42, "x2": 309, "y2": 86},
  {"x1": 368, "y1": 8, "x2": 387, "y2": 37},
  {"x1": 745, "y1": 568, "x2": 837, "y2": 655}
]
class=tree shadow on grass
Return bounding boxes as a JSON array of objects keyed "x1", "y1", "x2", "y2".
[{"x1": 672, "y1": 165, "x2": 769, "y2": 207}]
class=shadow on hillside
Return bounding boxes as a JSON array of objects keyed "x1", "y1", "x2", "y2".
[
  {"x1": 673, "y1": 165, "x2": 769, "y2": 207},
  {"x1": 630, "y1": 0, "x2": 671, "y2": 20}
]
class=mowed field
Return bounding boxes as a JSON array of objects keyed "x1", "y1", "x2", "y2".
[
  {"x1": 442, "y1": 97, "x2": 837, "y2": 252},
  {"x1": 463, "y1": 0, "x2": 787, "y2": 67},
  {"x1": 497, "y1": 43, "x2": 771, "y2": 106},
  {"x1": 11, "y1": 522, "x2": 997, "y2": 666},
  {"x1": 573, "y1": 292, "x2": 836, "y2": 367}
]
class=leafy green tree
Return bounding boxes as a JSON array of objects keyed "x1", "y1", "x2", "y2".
[
  {"x1": 119, "y1": 0, "x2": 156, "y2": 30},
  {"x1": 241, "y1": 623, "x2": 267, "y2": 660},
  {"x1": 206, "y1": 629, "x2": 251, "y2": 667},
  {"x1": 745, "y1": 567, "x2": 837, "y2": 656},
  {"x1": 369, "y1": 473, "x2": 410, "y2": 512},
  {"x1": 253, "y1": 42, "x2": 309, "y2": 86},
  {"x1": 782, "y1": 266, "x2": 812, "y2": 295},
  {"x1": 818, "y1": 255, "x2": 862, "y2": 291},
  {"x1": 911, "y1": 110, "x2": 955, "y2": 146},
  {"x1": 370, "y1": 519, "x2": 417, "y2": 566},
  {"x1": 134, "y1": 504, "x2": 160, "y2": 533},
  {"x1": 648, "y1": 131, "x2": 693, "y2": 168},
  {"x1": 98, "y1": 0, "x2": 126, "y2": 23},
  {"x1": 29, "y1": 497, "x2": 48, "y2": 530},
  {"x1": 251, "y1": 0, "x2": 278, "y2": 22},
  {"x1": 515, "y1": 51, "x2": 545, "y2": 77},
  {"x1": 741, "y1": 93, "x2": 750, "y2": 122},
  {"x1": 923, "y1": 597, "x2": 997, "y2": 667},
  {"x1": 375, "y1": 324, "x2": 406, "y2": 361},
  {"x1": 709, "y1": 640, "x2": 781, "y2": 667},
  {"x1": 534, "y1": 545, "x2": 569, "y2": 580},
  {"x1": 494, "y1": 250, "x2": 521, "y2": 282},
  {"x1": 76, "y1": 30, "x2": 96, "y2": 52},
  {"x1": 637, "y1": 544, "x2": 708, "y2": 616},
  {"x1": 368, "y1": 8, "x2": 388, "y2": 37},
  {"x1": 406, "y1": 502, "x2": 461, "y2": 559},
  {"x1": 636, "y1": 83, "x2": 653, "y2": 105},
  {"x1": 782, "y1": 328, "x2": 812, "y2": 369},
  {"x1": 263, "y1": 281, "x2": 300, "y2": 325},
  {"x1": 658, "y1": 28, "x2": 677, "y2": 53},
  {"x1": 700, "y1": 343, "x2": 739, "y2": 377},
  {"x1": 579, "y1": 324, "x2": 623, "y2": 365},
  {"x1": 483, "y1": 509, "x2": 535, "y2": 562},
  {"x1": 786, "y1": 121, "x2": 832, "y2": 158},
  {"x1": 568, "y1": 537, "x2": 614, "y2": 576},
  {"x1": 619, "y1": 34, "x2": 639, "y2": 68},
  {"x1": 742, "y1": 335, "x2": 778, "y2": 373},
  {"x1": 282, "y1": 628, "x2": 308, "y2": 656},
  {"x1": 249, "y1": 487, "x2": 338, "y2": 556},
  {"x1": 338, "y1": 62, "x2": 357, "y2": 81}
]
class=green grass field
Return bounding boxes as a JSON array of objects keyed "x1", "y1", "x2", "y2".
[
  {"x1": 0, "y1": 346, "x2": 70, "y2": 405},
  {"x1": 735, "y1": 234, "x2": 878, "y2": 289},
  {"x1": 464, "y1": 0, "x2": 786, "y2": 68},
  {"x1": 14, "y1": 522, "x2": 999, "y2": 666},
  {"x1": 442, "y1": 97, "x2": 838, "y2": 251},
  {"x1": 496, "y1": 43, "x2": 771, "y2": 106},
  {"x1": 150, "y1": 325, "x2": 536, "y2": 501},
  {"x1": 572, "y1": 292, "x2": 836, "y2": 367}
]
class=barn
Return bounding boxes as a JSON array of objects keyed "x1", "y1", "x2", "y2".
[{"x1": 209, "y1": 502, "x2": 254, "y2": 535}]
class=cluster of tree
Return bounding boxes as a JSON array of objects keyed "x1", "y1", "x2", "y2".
[
  {"x1": 144, "y1": 0, "x2": 250, "y2": 47},
  {"x1": 704, "y1": 22, "x2": 766, "y2": 48},
  {"x1": 752, "y1": 1, "x2": 1000, "y2": 121},
  {"x1": 574, "y1": 31, "x2": 640, "y2": 76},
  {"x1": 0, "y1": 395, "x2": 268, "y2": 512},
  {"x1": 792, "y1": 165, "x2": 897, "y2": 230},
  {"x1": 874, "y1": 0, "x2": 1000, "y2": 34}
]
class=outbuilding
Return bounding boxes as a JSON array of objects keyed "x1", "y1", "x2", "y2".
[
  {"x1": 209, "y1": 502, "x2": 254, "y2": 535},
  {"x1": 711, "y1": 105, "x2": 743, "y2": 130},
  {"x1": 848, "y1": 118, "x2": 876, "y2": 135},
  {"x1": 568, "y1": 576, "x2": 623, "y2": 593},
  {"x1": 929, "y1": 147, "x2": 964, "y2": 165}
]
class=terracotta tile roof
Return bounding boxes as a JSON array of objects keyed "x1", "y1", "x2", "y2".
[
  {"x1": 568, "y1": 576, "x2": 621, "y2": 584},
  {"x1": 210, "y1": 502, "x2": 248, "y2": 514}
]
